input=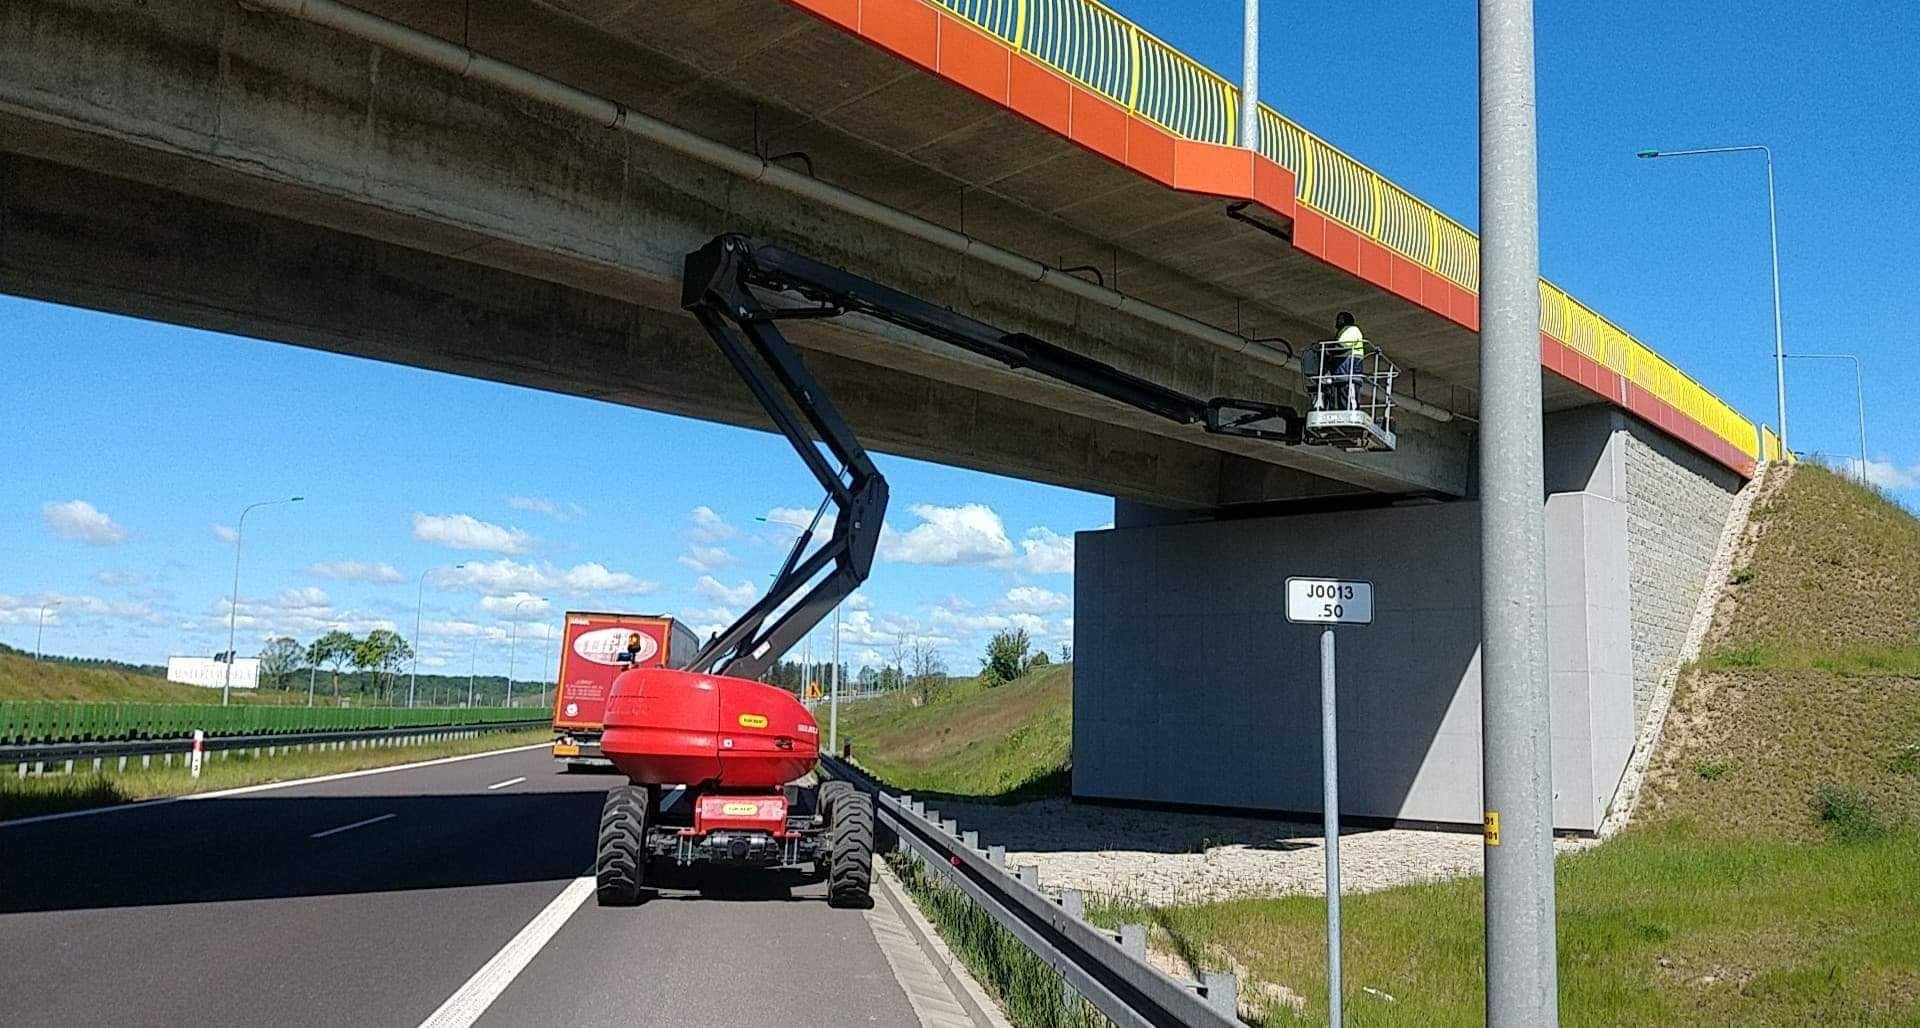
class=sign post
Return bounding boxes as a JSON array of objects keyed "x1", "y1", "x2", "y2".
[
  {"x1": 1285, "y1": 577, "x2": 1374, "y2": 1026},
  {"x1": 189, "y1": 729, "x2": 205, "y2": 780}
]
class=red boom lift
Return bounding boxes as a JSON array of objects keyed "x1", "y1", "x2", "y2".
[{"x1": 594, "y1": 235, "x2": 1319, "y2": 908}]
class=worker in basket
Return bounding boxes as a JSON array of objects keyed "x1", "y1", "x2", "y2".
[{"x1": 1325, "y1": 311, "x2": 1366, "y2": 412}]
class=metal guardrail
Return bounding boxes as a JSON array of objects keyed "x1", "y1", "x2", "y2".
[
  {"x1": 820, "y1": 755, "x2": 1245, "y2": 1027},
  {"x1": 4, "y1": 719, "x2": 549, "y2": 769},
  {"x1": 0, "y1": 700, "x2": 538, "y2": 746},
  {"x1": 926, "y1": 0, "x2": 1764, "y2": 462}
]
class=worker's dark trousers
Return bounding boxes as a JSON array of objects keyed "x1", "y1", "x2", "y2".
[{"x1": 1335, "y1": 354, "x2": 1362, "y2": 410}]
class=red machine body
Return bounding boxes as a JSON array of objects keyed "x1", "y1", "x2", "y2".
[{"x1": 600, "y1": 666, "x2": 819, "y2": 789}]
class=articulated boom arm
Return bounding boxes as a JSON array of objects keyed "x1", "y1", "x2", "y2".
[{"x1": 680, "y1": 234, "x2": 1302, "y2": 681}]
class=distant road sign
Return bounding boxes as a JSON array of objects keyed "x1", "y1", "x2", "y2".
[{"x1": 1285, "y1": 578, "x2": 1375, "y2": 625}]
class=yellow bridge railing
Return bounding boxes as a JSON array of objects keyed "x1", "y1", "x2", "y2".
[{"x1": 925, "y1": 0, "x2": 1762, "y2": 462}]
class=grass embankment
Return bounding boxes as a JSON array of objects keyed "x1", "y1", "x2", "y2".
[
  {"x1": 855, "y1": 468, "x2": 1918, "y2": 1023},
  {"x1": 0, "y1": 650, "x2": 311, "y2": 704},
  {"x1": 837, "y1": 662, "x2": 1073, "y2": 800},
  {"x1": 1073, "y1": 465, "x2": 1920, "y2": 1026},
  {"x1": 0, "y1": 727, "x2": 552, "y2": 822}
]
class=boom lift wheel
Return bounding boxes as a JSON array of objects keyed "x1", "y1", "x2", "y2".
[
  {"x1": 826, "y1": 790, "x2": 874, "y2": 908},
  {"x1": 596, "y1": 783, "x2": 649, "y2": 906},
  {"x1": 813, "y1": 780, "x2": 856, "y2": 880}
]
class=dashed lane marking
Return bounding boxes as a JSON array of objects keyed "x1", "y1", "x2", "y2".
[
  {"x1": 417, "y1": 874, "x2": 596, "y2": 1028},
  {"x1": 486, "y1": 777, "x2": 527, "y2": 790}
]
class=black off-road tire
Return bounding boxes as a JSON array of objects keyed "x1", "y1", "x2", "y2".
[
  {"x1": 595, "y1": 784, "x2": 648, "y2": 906},
  {"x1": 826, "y1": 791, "x2": 874, "y2": 908},
  {"x1": 816, "y1": 780, "x2": 855, "y2": 823}
]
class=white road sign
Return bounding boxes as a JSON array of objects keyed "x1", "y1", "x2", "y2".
[{"x1": 1285, "y1": 577, "x2": 1374, "y2": 625}]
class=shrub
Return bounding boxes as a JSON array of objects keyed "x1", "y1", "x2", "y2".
[
  {"x1": 1693, "y1": 759, "x2": 1733, "y2": 781},
  {"x1": 1729, "y1": 566, "x2": 1755, "y2": 585},
  {"x1": 1811, "y1": 784, "x2": 1889, "y2": 842}
]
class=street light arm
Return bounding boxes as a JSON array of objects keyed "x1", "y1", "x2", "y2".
[{"x1": 1638, "y1": 144, "x2": 1771, "y2": 160}]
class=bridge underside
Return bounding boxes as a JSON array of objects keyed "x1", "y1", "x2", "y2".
[{"x1": 0, "y1": 0, "x2": 1492, "y2": 507}]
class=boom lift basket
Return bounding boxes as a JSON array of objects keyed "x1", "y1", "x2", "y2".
[{"x1": 1304, "y1": 341, "x2": 1400, "y2": 452}]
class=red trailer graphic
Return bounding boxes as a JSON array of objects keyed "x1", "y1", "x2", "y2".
[{"x1": 550, "y1": 612, "x2": 700, "y2": 769}]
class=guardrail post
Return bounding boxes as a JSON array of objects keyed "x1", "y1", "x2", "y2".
[
  {"x1": 1060, "y1": 888, "x2": 1084, "y2": 919},
  {"x1": 962, "y1": 830, "x2": 979, "y2": 850},
  {"x1": 988, "y1": 844, "x2": 1006, "y2": 866},
  {"x1": 942, "y1": 818, "x2": 959, "y2": 837},
  {"x1": 1202, "y1": 971, "x2": 1238, "y2": 1016},
  {"x1": 1119, "y1": 923, "x2": 1147, "y2": 959},
  {"x1": 1016, "y1": 864, "x2": 1040, "y2": 888}
]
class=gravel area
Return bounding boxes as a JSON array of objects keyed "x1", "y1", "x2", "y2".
[{"x1": 933, "y1": 797, "x2": 1587, "y2": 905}]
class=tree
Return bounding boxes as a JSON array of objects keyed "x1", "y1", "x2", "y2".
[
  {"x1": 908, "y1": 639, "x2": 946, "y2": 706},
  {"x1": 309, "y1": 630, "x2": 356, "y2": 699},
  {"x1": 257, "y1": 637, "x2": 303, "y2": 690},
  {"x1": 353, "y1": 629, "x2": 411, "y2": 703},
  {"x1": 1028, "y1": 649, "x2": 1051, "y2": 670},
  {"x1": 980, "y1": 627, "x2": 1032, "y2": 687},
  {"x1": 1059, "y1": 643, "x2": 1072, "y2": 663}
]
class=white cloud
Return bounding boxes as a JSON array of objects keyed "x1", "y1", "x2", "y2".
[
  {"x1": 880, "y1": 503, "x2": 1014, "y2": 567},
  {"x1": 690, "y1": 505, "x2": 740, "y2": 542},
  {"x1": 1005, "y1": 585, "x2": 1069, "y2": 614},
  {"x1": 683, "y1": 606, "x2": 739, "y2": 626},
  {"x1": 678, "y1": 545, "x2": 735, "y2": 573},
  {"x1": 43, "y1": 500, "x2": 128, "y2": 545},
  {"x1": 212, "y1": 524, "x2": 238, "y2": 544},
  {"x1": 0, "y1": 592, "x2": 164, "y2": 628},
  {"x1": 507, "y1": 495, "x2": 580, "y2": 522},
  {"x1": 274, "y1": 587, "x2": 332, "y2": 615},
  {"x1": 696, "y1": 576, "x2": 759, "y2": 607},
  {"x1": 928, "y1": 604, "x2": 1013, "y2": 635},
  {"x1": 412, "y1": 512, "x2": 536, "y2": 555},
  {"x1": 1019, "y1": 526, "x2": 1075, "y2": 575},
  {"x1": 306, "y1": 560, "x2": 406, "y2": 584},
  {"x1": 1861, "y1": 459, "x2": 1920, "y2": 490},
  {"x1": 558, "y1": 563, "x2": 653, "y2": 593},
  {"x1": 478, "y1": 592, "x2": 552, "y2": 619},
  {"x1": 433, "y1": 558, "x2": 655, "y2": 597},
  {"x1": 93, "y1": 570, "x2": 145, "y2": 588}
]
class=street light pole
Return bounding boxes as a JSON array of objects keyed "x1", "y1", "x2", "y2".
[
  {"x1": 1783, "y1": 354, "x2": 1867, "y2": 481},
  {"x1": 35, "y1": 601, "x2": 61, "y2": 661},
  {"x1": 1482, "y1": 2, "x2": 1559, "y2": 1024},
  {"x1": 221, "y1": 496, "x2": 303, "y2": 706},
  {"x1": 1637, "y1": 143, "x2": 1788, "y2": 451},
  {"x1": 829, "y1": 604, "x2": 842, "y2": 754},
  {"x1": 1238, "y1": 0, "x2": 1259, "y2": 151},
  {"x1": 468, "y1": 636, "x2": 479, "y2": 708},
  {"x1": 541, "y1": 623, "x2": 553, "y2": 709},
  {"x1": 410, "y1": 563, "x2": 464, "y2": 708},
  {"x1": 505, "y1": 596, "x2": 540, "y2": 707}
]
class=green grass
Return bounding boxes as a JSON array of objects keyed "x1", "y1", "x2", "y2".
[
  {"x1": 0, "y1": 727, "x2": 553, "y2": 821},
  {"x1": 1086, "y1": 820, "x2": 1920, "y2": 1027},
  {"x1": 0, "y1": 649, "x2": 306, "y2": 704},
  {"x1": 837, "y1": 663, "x2": 1073, "y2": 800},
  {"x1": 888, "y1": 850, "x2": 1105, "y2": 1028}
]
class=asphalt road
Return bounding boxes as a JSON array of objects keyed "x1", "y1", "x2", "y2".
[{"x1": 0, "y1": 745, "x2": 921, "y2": 1027}]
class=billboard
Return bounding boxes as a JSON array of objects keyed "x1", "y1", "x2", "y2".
[{"x1": 167, "y1": 656, "x2": 259, "y2": 690}]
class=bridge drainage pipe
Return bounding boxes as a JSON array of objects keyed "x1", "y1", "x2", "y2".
[{"x1": 241, "y1": 0, "x2": 1458, "y2": 425}]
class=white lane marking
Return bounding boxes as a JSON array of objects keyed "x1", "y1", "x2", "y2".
[
  {"x1": 418, "y1": 874, "x2": 596, "y2": 1028},
  {"x1": 309, "y1": 812, "x2": 397, "y2": 839},
  {"x1": 486, "y1": 777, "x2": 527, "y2": 791},
  {"x1": 0, "y1": 742, "x2": 552, "y2": 829}
]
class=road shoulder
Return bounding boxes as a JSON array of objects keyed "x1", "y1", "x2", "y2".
[{"x1": 867, "y1": 861, "x2": 1014, "y2": 1028}]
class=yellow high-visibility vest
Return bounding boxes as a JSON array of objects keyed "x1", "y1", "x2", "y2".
[{"x1": 1336, "y1": 323, "x2": 1366, "y2": 359}]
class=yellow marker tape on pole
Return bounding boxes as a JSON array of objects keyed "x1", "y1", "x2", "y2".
[{"x1": 1484, "y1": 811, "x2": 1502, "y2": 846}]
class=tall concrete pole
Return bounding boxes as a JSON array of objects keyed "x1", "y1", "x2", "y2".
[
  {"x1": 35, "y1": 601, "x2": 60, "y2": 661},
  {"x1": 1784, "y1": 353, "x2": 1866, "y2": 481},
  {"x1": 1239, "y1": 0, "x2": 1260, "y2": 151},
  {"x1": 829, "y1": 604, "x2": 842, "y2": 753},
  {"x1": 411, "y1": 563, "x2": 464, "y2": 707},
  {"x1": 221, "y1": 497, "x2": 302, "y2": 706},
  {"x1": 1479, "y1": 1, "x2": 1558, "y2": 1024}
]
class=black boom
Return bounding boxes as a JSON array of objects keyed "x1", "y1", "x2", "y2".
[{"x1": 680, "y1": 235, "x2": 1301, "y2": 679}]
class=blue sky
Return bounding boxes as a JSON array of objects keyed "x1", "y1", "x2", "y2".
[{"x1": 4, "y1": 0, "x2": 1916, "y2": 675}]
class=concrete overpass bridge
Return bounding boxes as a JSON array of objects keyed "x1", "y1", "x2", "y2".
[{"x1": 2, "y1": 0, "x2": 1769, "y2": 834}]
